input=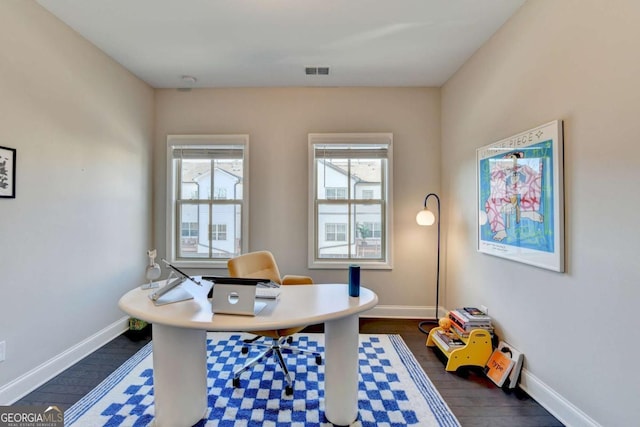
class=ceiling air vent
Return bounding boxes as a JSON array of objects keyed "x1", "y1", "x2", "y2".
[{"x1": 305, "y1": 66, "x2": 330, "y2": 75}]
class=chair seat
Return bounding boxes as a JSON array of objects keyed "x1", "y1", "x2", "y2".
[{"x1": 252, "y1": 327, "x2": 305, "y2": 340}]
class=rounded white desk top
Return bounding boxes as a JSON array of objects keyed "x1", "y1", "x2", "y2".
[{"x1": 119, "y1": 281, "x2": 378, "y2": 331}]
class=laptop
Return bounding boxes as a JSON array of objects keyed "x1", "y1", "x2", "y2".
[{"x1": 205, "y1": 277, "x2": 268, "y2": 316}]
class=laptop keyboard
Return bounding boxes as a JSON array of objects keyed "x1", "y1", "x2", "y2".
[{"x1": 255, "y1": 287, "x2": 281, "y2": 299}]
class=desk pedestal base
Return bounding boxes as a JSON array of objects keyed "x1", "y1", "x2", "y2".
[
  {"x1": 324, "y1": 314, "x2": 359, "y2": 425},
  {"x1": 152, "y1": 324, "x2": 207, "y2": 427},
  {"x1": 150, "y1": 315, "x2": 361, "y2": 426}
]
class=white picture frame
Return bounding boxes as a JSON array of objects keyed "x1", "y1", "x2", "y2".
[
  {"x1": 476, "y1": 120, "x2": 564, "y2": 272},
  {"x1": 0, "y1": 145, "x2": 16, "y2": 199}
]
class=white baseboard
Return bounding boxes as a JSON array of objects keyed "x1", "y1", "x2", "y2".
[
  {"x1": 520, "y1": 369, "x2": 601, "y2": 427},
  {"x1": 0, "y1": 316, "x2": 129, "y2": 405}
]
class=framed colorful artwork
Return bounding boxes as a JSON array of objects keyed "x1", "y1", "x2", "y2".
[
  {"x1": 0, "y1": 145, "x2": 16, "y2": 199},
  {"x1": 477, "y1": 120, "x2": 564, "y2": 272}
]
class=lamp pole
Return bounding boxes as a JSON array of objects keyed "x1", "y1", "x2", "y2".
[{"x1": 416, "y1": 193, "x2": 441, "y2": 334}]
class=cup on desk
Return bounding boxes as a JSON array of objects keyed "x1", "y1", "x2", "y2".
[{"x1": 348, "y1": 265, "x2": 360, "y2": 297}]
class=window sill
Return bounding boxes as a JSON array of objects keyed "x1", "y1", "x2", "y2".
[
  {"x1": 168, "y1": 259, "x2": 229, "y2": 270},
  {"x1": 308, "y1": 260, "x2": 392, "y2": 270}
]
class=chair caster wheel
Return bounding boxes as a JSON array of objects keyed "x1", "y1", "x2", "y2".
[
  {"x1": 315, "y1": 355, "x2": 322, "y2": 365},
  {"x1": 241, "y1": 346, "x2": 249, "y2": 354},
  {"x1": 285, "y1": 385, "x2": 293, "y2": 396},
  {"x1": 233, "y1": 377, "x2": 240, "y2": 388}
]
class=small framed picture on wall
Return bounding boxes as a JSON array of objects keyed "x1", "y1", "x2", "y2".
[{"x1": 0, "y1": 145, "x2": 16, "y2": 199}]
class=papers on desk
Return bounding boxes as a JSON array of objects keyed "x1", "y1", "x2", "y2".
[
  {"x1": 255, "y1": 287, "x2": 281, "y2": 299},
  {"x1": 183, "y1": 276, "x2": 213, "y2": 299}
]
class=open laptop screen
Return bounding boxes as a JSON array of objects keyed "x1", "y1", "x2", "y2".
[
  {"x1": 203, "y1": 276, "x2": 270, "y2": 286},
  {"x1": 203, "y1": 276, "x2": 270, "y2": 298}
]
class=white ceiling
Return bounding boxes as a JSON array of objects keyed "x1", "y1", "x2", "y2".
[{"x1": 36, "y1": 0, "x2": 524, "y2": 89}]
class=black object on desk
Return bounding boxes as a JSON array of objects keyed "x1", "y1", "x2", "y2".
[
  {"x1": 203, "y1": 276, "x2": 271, "y2": 298},
  {"x1": 349, "y1": 265, "x2": 360, "y2": 297}
]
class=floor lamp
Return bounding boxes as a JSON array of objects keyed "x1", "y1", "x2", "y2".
[{"x1": 416, "y1": 193, "x2": 441, "y2": 334}]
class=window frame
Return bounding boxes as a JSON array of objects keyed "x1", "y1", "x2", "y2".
[
  {"x1": 308, "y1": 133, "x2": 393, "y2": 270},
  {"x1": 166, "y1": 134, "x2": 249, "y2": 268}
]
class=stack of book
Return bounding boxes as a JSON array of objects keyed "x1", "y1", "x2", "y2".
[
  {"x1": 431, "y1": 328, "x2": 467, "y2": 352},
  {"x1": 448, "y1": 307, "x2": 494, "y2": 339}
]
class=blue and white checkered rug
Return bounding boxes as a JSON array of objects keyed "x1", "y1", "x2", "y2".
[{"x1": 65, "y1": 333, "x2": 459, "y2": 426}]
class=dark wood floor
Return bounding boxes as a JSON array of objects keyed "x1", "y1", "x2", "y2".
[
  {"x1": 356, "y1": 319, "x2": 563, "y2": 427},
  {"x1": 16, "y1": 319, "x2": 563, "y2": 426}
]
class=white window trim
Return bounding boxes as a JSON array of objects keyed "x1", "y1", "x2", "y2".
[
  {"x1": 166, "y1": 134, "x2": 249, "y2": 268},
  {"x1": 308, "y1": 132, "x2": 393, "y2": 270}
]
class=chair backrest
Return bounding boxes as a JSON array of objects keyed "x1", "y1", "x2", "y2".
[{"x1": 227, "y1": 251, "x2": 283, "y2": 285}]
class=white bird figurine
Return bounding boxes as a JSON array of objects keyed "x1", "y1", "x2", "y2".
[{"x1": 142, "y1": 249, "x2": 161, "y2": 289}]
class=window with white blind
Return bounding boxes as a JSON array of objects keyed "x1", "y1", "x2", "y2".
[
  {"x1": 166, "y1": 135, "x2": 248, "y2": 267},
  {"x1": 308, "y1": 133, "x2": 393, "y2": 269}
]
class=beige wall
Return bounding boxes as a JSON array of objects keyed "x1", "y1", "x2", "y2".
[
  {"x1": 5, "y1": 1, "x2": 634, "y2": 423},
  {"x1": 154, "y1": 87, "x2": 441, "y2": 309},
  {"x1": 0, "y1": 1, "x2": 154, "y2": 398},
  {"x1": 441, "y1": 1, "x2": 640, "y2": 425}
]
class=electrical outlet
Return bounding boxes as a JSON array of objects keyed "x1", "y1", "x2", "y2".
[
  {"x1": 0, "y1": 341, "x2": 5, "y2": 362},
  {"x1": 480, "y1": 305, "x2": 488, "y2": 315}
]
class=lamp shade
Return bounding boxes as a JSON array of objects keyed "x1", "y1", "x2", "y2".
[{"x1": 416, "y1": 209, "x2": 436, "y2": 226}]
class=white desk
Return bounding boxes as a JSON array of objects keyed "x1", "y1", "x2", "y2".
[{"x1": 118, "y1": 281, "x2": 378, "y2": 427}]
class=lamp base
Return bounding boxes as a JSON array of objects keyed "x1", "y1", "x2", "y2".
[{"x1": 418, "y1": 319, "x2": 439, "y2": 335}]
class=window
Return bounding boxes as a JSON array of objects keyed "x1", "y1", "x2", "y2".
[
  {"x1": 359, "y1": 222, "x2": 382, "y2": 238},
  {"x1": 181, "y1": 222, "x2": 199, "y2": 237},
  {"x1": 326, "y1": 187, "x2": 347, "y2": 200},
  {"x1": 167, "y1": 135, "x2": 249, "y2": 267},
  {"x1": 325, "y1": 223, "x2": 347, "y2": 242},
  {"x1": 211, "y1": 224, "x2": 227, "y2": 241},
  {"x1": 213, "y1": 187, "x2": 227, "y2": 199},
  {"x1": 361, "y1": 190, "x2": 374, "y2": 199},
  {"x1": 308, "y1": 133, "x2": 393, "y2": 269}
]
